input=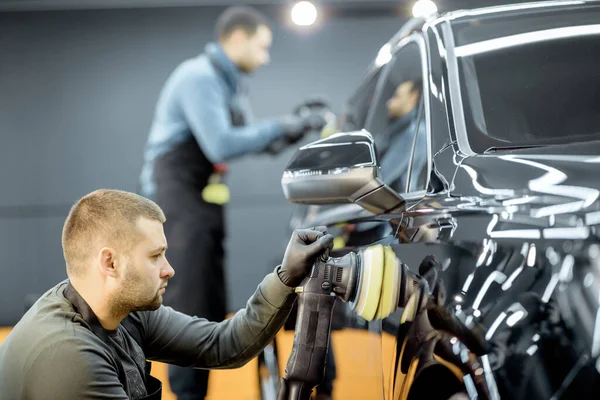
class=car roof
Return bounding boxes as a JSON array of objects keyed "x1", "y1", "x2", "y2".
[
  {"x1": 341, "y1": 0, "x2": 598, "y2": 127},
  {"x1": 439, "y1": 0, "x2": 598, "y2": 24}
]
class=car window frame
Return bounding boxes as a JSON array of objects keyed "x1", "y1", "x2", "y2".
[{"x1": 363, "y1": 33, "x2": 432, "y2": 201}]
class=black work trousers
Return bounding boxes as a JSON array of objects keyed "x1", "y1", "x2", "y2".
[{"x1": 155, "y1": 185, "x2": 227, "y2": 400}]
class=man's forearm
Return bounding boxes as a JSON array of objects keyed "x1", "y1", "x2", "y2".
[
  {"x1": 178, "y1": 72, "x2": 283, "y2": 164},
  {"x1": 143, "y1": 269, "x2": 296, "y2": 369},
  {"x1": 205, "y1": 270, "x2": 296, "y2": 368},
  {"x1": 208, "y1": 121, "x2": 283, "y2": 163}
]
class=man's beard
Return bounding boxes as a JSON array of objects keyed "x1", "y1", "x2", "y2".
[
  {"x1": 109, "y1": 267, "x2": 163, "y2": 318},
  {"x1": 237, "y1": 60, "x2": 256, "y2": 74}
]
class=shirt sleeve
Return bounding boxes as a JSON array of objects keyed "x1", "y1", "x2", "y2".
[
  {"x1": 141, "y1": 269, "x2": 296, "y2": 369},
  {"x1": 177, "y1": 70, "x2": 284, "y2": 164},
  {"x1": 24, "y1": 340, "x2": 129, "y2": 400}
]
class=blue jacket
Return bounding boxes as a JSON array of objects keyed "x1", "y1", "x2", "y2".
[{"x1": 140, "y1": 43, "x2": 284, "y2": 197}]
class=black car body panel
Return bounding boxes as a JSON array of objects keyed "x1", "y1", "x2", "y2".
[{"x1": 279, "y1": 1, "x2": 600, "y2": 399}]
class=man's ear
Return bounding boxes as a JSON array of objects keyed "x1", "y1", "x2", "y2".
[
  {"x1": 228, "y1": 28, "x2": 250, "y2": 45},
  {"x1": 98, "y1": 247, "x2": 120, "y2": 278}
]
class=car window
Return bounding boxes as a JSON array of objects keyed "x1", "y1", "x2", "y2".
[
  {"x1": 339, "y1": 67, "x2": 384, "y2": 132},
  {"x1": 364, "y1": 38, "x2": 427, "y2": 194},
  {"x1": 452, "y1": 6, "x2": 600, "y2": 152}
]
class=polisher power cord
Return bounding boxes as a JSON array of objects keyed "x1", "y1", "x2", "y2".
[{"x1": 276, "y1": 244, "x2": 406, "y2": 400}]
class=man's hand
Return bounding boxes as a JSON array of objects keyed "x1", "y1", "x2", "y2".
[
  {"x1": 266, "y1": 115, "x2": 309, "y2": 155},
  {"x1": 277, "y1": 226, "x2": 334, "y2": 287},
  {"x1": 266, "y1": 109, "x2": 329, "y2": 156},
  {"x1": 277, "y1": 114, "x2": 308, "y2": 137}
]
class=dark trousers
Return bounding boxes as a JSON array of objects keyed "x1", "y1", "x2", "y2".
[
  {"x1": 167, "y1": 365, "x2": 210, "y2": 400},
  {"x1": 156, "y1": 188, "x2": 227, "y2": 400}
]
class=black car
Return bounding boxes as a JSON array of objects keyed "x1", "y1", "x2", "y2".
[{"x1": 263, "y1": 2, "x2": 600, "y2": 399}]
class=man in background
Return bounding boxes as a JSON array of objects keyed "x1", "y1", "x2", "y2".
[
  {"x1": 379, "y1": 79, "x2": 426, "y2": 193},
  {"x1": 139, "y1": 6, "x2": 324, "y2": 399}
]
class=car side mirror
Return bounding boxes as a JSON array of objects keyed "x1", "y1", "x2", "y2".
[{"x1": 281, "y1": 130, "x2": 405, "y2": 215}]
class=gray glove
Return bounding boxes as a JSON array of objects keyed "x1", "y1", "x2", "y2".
[
  {"x1": 265, "y1": 115, "x2": 309, "y2": 155},
  {"x1": 277, "y1": 226, "x2": 334, "y2": 287},
  {"x1": 277, "y1": 113, "x2": 327, "y2": 137},
  {"x1": 266, "y1": 113, "x2": 328, "y2": 155},
  {"x1": 277, "y1": 114, "x2": 309, "y2": 137}
]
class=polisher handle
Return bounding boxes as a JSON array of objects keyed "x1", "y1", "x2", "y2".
[{"x1": 280, "y1": 291, "x2": 337, "y2": 400}]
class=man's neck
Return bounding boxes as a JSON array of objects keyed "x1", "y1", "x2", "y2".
[
  {"x1": 70, "y1": 279, "x2": 124, "y2": 331},
  {"x1": 219, "y1": 42, "x2": 241, "y2": 68}
]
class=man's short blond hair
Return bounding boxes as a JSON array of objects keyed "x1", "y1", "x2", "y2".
[{"x1": 62, "y1": 189, "x2": 166, "y2": 277}]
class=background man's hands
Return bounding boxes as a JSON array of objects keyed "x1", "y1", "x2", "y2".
[
  {"x1": 266, "y1": 97, "x2": 332, "y2": 156},
  {"x1": 277, "y1": 226, "x2": 334, "y2": 287}
]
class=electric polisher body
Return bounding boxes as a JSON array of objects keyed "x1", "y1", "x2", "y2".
[{"x1": 277, "y1": 245, "x2": 404, "y2": 400}]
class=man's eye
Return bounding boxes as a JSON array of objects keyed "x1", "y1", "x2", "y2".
[{"x1": 153, "y1": 254, "x2": 161, "y2": 259}]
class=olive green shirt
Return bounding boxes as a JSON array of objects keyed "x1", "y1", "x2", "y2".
[{"x1": 0, "y1": 268, "x2": 295, "y2": 399}]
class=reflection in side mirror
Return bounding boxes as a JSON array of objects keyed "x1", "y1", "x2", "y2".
[{"x1": 281, "y1": 130, "x2": 405, "y2": 215}]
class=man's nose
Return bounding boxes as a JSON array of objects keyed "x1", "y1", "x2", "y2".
[{"x1": 162, "y1": 261, "x2": 175, "y2": 279}]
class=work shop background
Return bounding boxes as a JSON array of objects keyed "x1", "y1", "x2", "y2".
[{"x1": 0, "y1": 0, "x2": 520, "y2": 326}]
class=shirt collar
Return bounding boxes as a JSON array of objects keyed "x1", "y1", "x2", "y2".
[
  {"x1": 64, "y1": 281, "x2": 113, "y2": 342},
  {"x1": 204, "y1": 42, "x2": 242, "y2": 93},
  {"x1": 392, "y1": 107, "x2": 418, "y2": 131}
]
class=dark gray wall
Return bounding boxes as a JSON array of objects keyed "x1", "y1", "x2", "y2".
[{"x1": 0, "y1": 6, "x2": 405, "y2": 325}]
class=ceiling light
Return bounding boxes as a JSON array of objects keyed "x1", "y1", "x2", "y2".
[
  {"x1": 291, "y1": 1, "x2": 317, "y2": 26},
  {"x1": 412, "y1": 0, "x2": 437, "y2": 18}
]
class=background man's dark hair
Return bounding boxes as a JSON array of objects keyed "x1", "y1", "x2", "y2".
[
  {"x1": 216, "y1": 6, "x2": 272, "y2": 41},
  {"x1": 410, "y1": 78, "x2": 423, "y2": 96}
]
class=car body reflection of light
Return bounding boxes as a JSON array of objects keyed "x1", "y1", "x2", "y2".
[
  {"x1": 502, "y1": 266, "x2": 523, "y2": 291},
  {"x1": 584, "y1": 273, "x2": 594, "y2": 288},
  {"x1": 473, "y1": 271, "x2": 507, "y2": 311},
  {"x1": 527, "y1": 244, "x2": 537, "y2": 267},
  {"x1": 591, "y1": 292, "x2": 600, "y2": 358},
  {"x1": 490, "y1": 229, "x2": 541, "y2": 239},
  {"x1": 506, "y1": 310, "x2": 525, "y2": 327},
  {"x1": 543, "y1": 227, "x2": 590, "y2": 240},
  {"x1": 485, "y1": 312, "x2": 507, "y2": 341},
  {"x1": 481, "y1": 355, "x2": 501, "y2": 400},
  {"x1": 454, "y1": 24, "x2": 600, "y2": 57},
  {"x1": 526, "y1": 344, "x2": 539, "y2": 356},
  {"x1": 461, "y1": 164, "x2": 515, "y2": 197},
  {"x1": 585, "y1": 211, "x2": 600, "y2": 225},
  {"x1": 542, "y1": 254, "x2": 575, "y2": 304}
]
